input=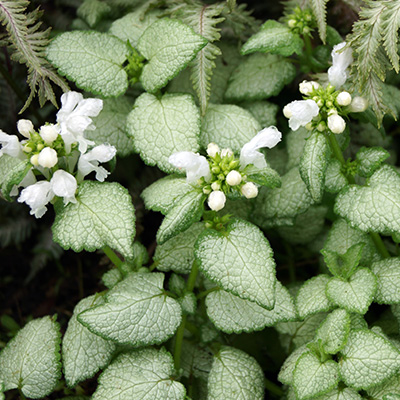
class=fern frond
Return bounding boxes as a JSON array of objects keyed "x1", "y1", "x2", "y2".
[
  {"x1": 0, "y1": 0, "x2": 69, "y2": 112},
  {"x1": 220, "y1": 2, "x2": 259, "y2": 38},
  {"x1": 310, "y1": 0, "x2": 328, "y2": 43},
  {"x1": 382, "y1": 1, "x2": 400, "y2": 73}
]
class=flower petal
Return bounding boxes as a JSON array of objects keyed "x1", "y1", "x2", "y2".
[
  {"x1": 18, "y1": 181, "x2": 54, "y2": 218},
  {"x1": 169, "y1": 151, "x2": 211, "y2": 183},
  {"x1": 51, "y1": 170, "x2": 77, "y2": 204},
  {"x1": 286, "y1": 100, "x2": 319, "y2": 131},
  {"x1": 328, "y1": 42, "x2": 353, "y2": 88}
]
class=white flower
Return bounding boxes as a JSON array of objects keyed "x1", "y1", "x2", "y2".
[
  {"x1": 348, "y1": 96, "x2": 368, "y2": 113},
  {"x1": 207, "y1": 190, "x2": 226, "y2": 211},
  {"x1": 38, "y1": 147, "x2": 58, "y2": 168},
  {"x1": 30, "y1": 154, "x2": 39, "y2": 166},
  {"x1": 57, "y1": 91, "x2": 103, "y2": 153},
  {"x1": 211, "y1": 181, "x2": 221, "y2": 191},
  {"x1": 78, "y1": 144, "x2": 116, "y2": 182},
  {"x1": 283, "y1": 105, "x2": 292, "y2": 119},
  {"x1": 241, "y1": 182, "x2": 258, "y2": 199},
  {"x1": 240, "y1": 126, "x2": 282, "y2": 169},
  {"x1": 220, "y1": 148, "x2": 233, "y2": 158},
  {"x1": 0, "y1": 130, "x2": 23, "y2": 158},
  {"x1": 284, "y1": 100, "x2": 320, "y2": 131},
  {"x1": 328, "y1": 42, "x2": 353, "y2": 88},
  {"x1": 18, "y1": 181, "x2": 53, "y2": 218},
  {"x1": 169, "y1": 151, "x2": 211, "y2": 183},
  {"x1": 17, "y1": 119, "x2": 34, "y2": 138},
  {"x1": 336, "y1": 91, "x2": 352, "y2": 106},
  {"x1": 328, "y1": 114, "x2": 346, "y2": 134},
  {"x1": 51, "y1": 170, "x2": 77, "y2": 205},
  {"x1": 299, "y1": 80, "x2": 320, "y2": 96},
  {"x1": 40, "y1": 124, "x2": 59, "y2": 144},
  {"x1": 207, "y1": 143, "x2": 220, "y2": 158},
  {"x1": 10, "y1": 169, "x2": 37, "y2": 197},
  {"x1": 226, "y1": 170, "x2": 242, "y2": 186}
]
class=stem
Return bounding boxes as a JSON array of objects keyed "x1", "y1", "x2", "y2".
[
  {"x1": 18, "y1": 389, "x2": 27, "y2": 400},
  {"x1": 186, "y1": 260, "x2": 199, "y2": 292},
  {"x1": 102, "y1": 246, "x2": 123, "y2": 269},
  {"x1": 370, "y1": 232, "x2": 390, "y2": 258},
  {"x1": 264, "y1": 378, "x2": 284, "y2": 397},
  {"x1": 149, "y1": 261, "x2": 159, "y2": 272},
  {"x1": 302, "y1": 35, "x2": 315, "y2": 71},
  {"x1": 197, "y1": 287, "x2": 219, "y2": 300}
]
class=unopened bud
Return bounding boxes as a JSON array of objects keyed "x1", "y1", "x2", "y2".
[
  {"x1": 30, "y1": 154, "x2": 39, "y2": 166},
  {"x1": 336, "y1": 91, "x2": 352, "y2": 106},
  {"x1": 38, "y1": 147, "x2": 58, "y2": 168},
  {"x1": 327, "y1": 114, "x2": 346, "y2": 134},
  {"x1": 40, "y1": 124, "x2": 59, "y2": 144},
  {"x1": 305, "y1": 122, "x2": 313, "y2": 130},
  {"x1": 17, "y1": 119, "x2": 34, "y2": 138},
  {"x1": 207, "y1": 190, "x2": 226, "y2": 211},
  {"x1": 241, "y1": 182, "x2": 258, "y2": 199},
  {"x1": 348, "y1": 96, "x2": 368, "y2": 113},
  {"x1": 211, "y1": 181, "x2": 221, "y2": 191},
  {"x1": 283, "y1": 104, "x2": 292, "y2": 119},
  {"x1": 288, "y1": 19, "x2": 296, "y2": 28},
  {"x1": 299, "y1": 80, "x2": 314, "y2": 96},
  {"x1": 220, "y1": 148, "x2": 233, "y2": 158},
  {"x1": 226, "y1": 170, "x2": 242, "y2": 186}
]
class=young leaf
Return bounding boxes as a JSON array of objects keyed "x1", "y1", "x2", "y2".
[
  {"x1": 47, "y1": 31, "x2": 129, "y2": 97},
  {"x1": 355, "y1": 146, "x2": 390, "y2": 178},
  {"x1": 208, "y1": 346, "x2": 264, "y2": 400},
  {"x1": 78, "y1": 273, "x2": 182, "y2": 346},
  {"x1": 324, "y1": 158, "x2": 347, "y2": 194},
  {"x1": 195, "y1": 218, "x2": 276, "y2": 309},
  {"x1": 127, "y1": 93, "x2": 201, "y2": 173},
  {"x1": 63, "y1": 295, "x2": 116, "y2": 387},
  {"x1": 0, "y1": 316, "x2": 61, "y2": 399},
  {"x1": 310, "y1": 0, "x2": 328, "y2": 43},
  {"x1": 52, "y1": 181, "x2": 136, "y2": 260},
  {"x1": 137, "y1": 18, "x2": 208, "y2": 93},
  {"x1": 371, "y1": 257, "x2": 400, "y2": 304},
  {"x1": 92, "y1": 348, "x2": 186, "y2": 400},
  {"x1": 0, "y1": 155, "x2": 30, "y2": 201},
  {"x1": 339, "y1": 329, "x2": 400, "y2": 390}
]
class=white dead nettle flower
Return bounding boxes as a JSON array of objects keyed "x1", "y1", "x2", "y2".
[
  {"x1": 169, "y1": 151, "x2": 211, "y2": 184},
  {"x1": 240, "y1": 126, "x2": 282, "y2": 169},
  {"x1": 0, "y1": 130, "x2": 24, "y2": 158},
  {"x1": 299, "y1": 80, "x2": 320, "y2": 96},
  {"x1": 51, "y1": 170, "x2": 78, "y2": 205},
  {"x1": 78, "y1": 144, "x2": 117, "y2": 182},
  {"x1": 38, "y1": 147, "x2": 58, "y2": 168},
  {"x1": 211, "y1": 181, "x2": 221, "y2": 191},
  {"x1": 40, "y1": 124, "x2": 59, "y2": 144},
  {"x1": 17, "y1": 119, "x2": 34, "y2": 138},
  {"x1": 30, "y1": 154, "x2": 39, "y2": 166},
  {"x1": 207, "y1": 190, "x2": 226, "y2": 211},
  {"x1": 56, "y1": 91, "x2": 103, "y2": 154},
  {"x1": 220, "y1": 148, "x2": 233, "y2": 158},
  {"x1": 328, "y1": 42, "x2": 353, "y2": 88},
  {"x1": 328, "y1": 114, "x2": 346, "y2": 134},
  {"x1": 207, "y1": 142, "x2": 220, "y2": 158},
  {"x1": 241, "y1": 182, "x2": 258, "y2": 199},
  {"x1": 336, "y1": 91, "x2": 352, "y2": 106},
  {"x1": 348, "y1": 96, "x2": 368, "y2": 113},
  {"x1": 284, "y1": 100, "x2": 320, "y2": 131},
  {"x1": 226, "y1": 170, "x2": 242, "y2": 186}
]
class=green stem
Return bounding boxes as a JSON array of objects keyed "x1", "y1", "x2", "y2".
[
  {"x1": 302, "y1": 35, "x2": 315, "y2": 71},
  {"x1": 186, "y1": 260, "x2": 199, "y2": 292},
  {"x1": 264, "y1": 378, "x2": 284, "y2": 397},
  {"x1": 149, "y1": 261, "x2": 159, "y2": 272},
  {"x1": 370, "y1": 232, "x2": 390, "y2": 258},
  {"x1": 18, "y1": 389, "x2": 27, "y2": 400},
  {"x1": 102, "y1": 246, "x2": 123, "y2": 269},
  {"x1": 197, "y1": 287, "x2": 219, "y2": 300}
]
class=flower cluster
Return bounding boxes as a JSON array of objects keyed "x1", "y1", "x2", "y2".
[
  {"x1": 285, "y1": 7, "x2": 316, "y2": 36},
  {"x1": 284, "y1": 42, "x2": 368, "y2": 135},
  {"x1": 0, "y1": 92, "x2": 116, "y2": 218},
  {"x1": 169, "y1": 127, "x2": 282, "y2": 211}
]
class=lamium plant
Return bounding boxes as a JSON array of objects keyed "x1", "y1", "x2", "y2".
[{"x1": 0, "y1": 0, "x2": 400, "y2": 399}]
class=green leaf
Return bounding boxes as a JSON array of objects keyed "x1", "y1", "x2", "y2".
[
  {"x1": 326, "y1": 268, "x2": 377, "y2": 314},
  {"x1": 315, "y1": 309, "x2": 351, "y2": 354},
  {"x1": 241, "y1": 100, "x2": 279, "y2": 127},
  {"x1": 157, "y1": 190, "x2": 206, "y2": 244},
  {"x1": 92, "y1": 348, "x2": 186, "y2": 400},
  {"x1": 225, "y1": 53, "x2": 296, "y2": 102},
  {"x1": 296, "y1": 275, "x2": 332, "y2": 319},
  {"x1": 335, "y1": 166, "x2": 400, "y2": 234},
  {"x1": 287, "y1": 128, "x2": 309, "y2": 170},
  {"x1": 241, "y1": 20, "x2": 303, "y2": 57},
  {"x1": 382, "y1": 1, "x2": 400, "y2": 73},
  {"x1": 310, "y1": 0, "x2": 328, "y2": 43},
  {"x1": 141, "y1": 176, "x2": 193, "y2": 215},
  {"x1": 293, "y1": 352, "x2": 339, "y2": 400},
  {"x1": 246, "y1": 166, "x2": 281, "y2": 189},
  {"x1": 368, "y1": 374, "x2": 400, "y2": 400},
  {"x1": 179, "y1": 293, "x2": 197, "y2": 315},
  {"x1": 208, "y1": 346, "x2": 264, "y2": 400},
  {"x1": 0, "y1": 155, "x2": 30, "y2": 201},
  {"x1": 78, "y1": 273, "x2": 182, "y2": 346},
  {"x1": 325, "y1": 158, "x2": 347, "y2": 194},
  {"x1": 205, "y1": 281, "x2": 295, "y2": 333},
  {"x1": 47, "y1": 31, "x2": 128, "y2": 97},
  {"x1": 154, "y1": 222, "x2": 204, "y2": 273},
  {"x1": 200, "y1": 103, "x2": 261, "y2": 152},
  {"x1": 355, "y1": 146, "x2": 390, "y2": 178},
  {"x1": 180, "y1": 341, "x2": 213, "y2": 381},
  {"x1": 137, "y1": 18, "x2": 208, "y2": 93},
  {"x1": 0, "y1": 316, "x2": 61, "y2": 399},
  {"x1": 299, "y1": 131, "x2": 329, "y2": 203},
  {"x1": 63, "y1": 295, "x2": 116, "y2": 387},
  {"x1": 278, "y1": 344, "x2": 309, "y2": 385},
  {"x1": 127, "y1": 93, "x2": 201, "y2": 173},
  {"x1": 77, "y1": 0, "x2": 111, "y2": 28},
  {"x1": 195, "y1": 219, "x2": 276, "y2": 309},
  {"x1": 339, "y1": 329, "x2": 400, "y2": 390},
  {"x1": 371, "y1": 257, "x2": 400, "y2": 304},
  {"x1": 52, "y1": 181, "x2": 135, "y2": 259},
  {"x1": 317, "y1": 387, "x2": 363, "y2": 400},
  {"x1": 86, "y1": 97, "x2": 134, "y2": 157}
]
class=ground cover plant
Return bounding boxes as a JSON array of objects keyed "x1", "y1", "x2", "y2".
[{"x1": 0, "y1": 0, "x2": 400, "y2": 399}]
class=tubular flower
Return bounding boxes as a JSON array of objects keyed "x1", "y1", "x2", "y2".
[
  {"x1": 284, "y1": 100, "x2": 320, "y2": 131},
  {"x1": 328, "y1": 42, "x2": 353, "y2": 88},
  {"x1": 0, "y1": 130, "x2": 24, "y2": 158},
  {"x1": 169, "y1": 151, "x2": 211, "y2": 183},
  {"x1": 207, "y1": 190, "x2": 226, "y2": 211}
]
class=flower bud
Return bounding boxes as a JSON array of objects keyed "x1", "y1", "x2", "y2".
[
  {"x1": 207, "y1": 142, "x2": 220, "y2": 158},
  {"x1": 38, "y1": 147, "x2": 58, "y2": 168},
  {"x1": 220, "y1": 148, "x2": 233, "y2": 158},
  {"x1": 207, "y1": 190, "x2": 226, "y2": 211},
  {"x1": 317, "y1": 122, "x2": 326, "y2": 132},
  {"x1": 348, "y1": 96, "x2": 368, "y2": 113},
  {"x1": 288, "y1": 19, "x2": 296, "y2": 28},
  {"x1": 226, "y1": 170, "x2": 242, "y2": 186},
  {"x1": 211, "y1": 181, "x2": 221, "y2": 191},
  {"x1": 327, "y1": 114, "x2": 346, "y2": 134},
  {"x1": 40, "y1": 124, "x2": 59, "y2": 144},
  {"x1": 30, "y1": 154, "x2": 39, "y2": 166},
  {"x1": 283, "y1": 104, "x2": 292, "y2": 119},
  {"x1": 305, "y1": 122, "x2": 313, "y2": 130},
  {"x1": 336, "y1": 91, "x2": 352, "y2": 106},
  {"x1": 17, "y1": 119, "x2": 34, "y2": 138},
  {"x1": 299, "y1": 80, "x2": 314, "y2": 95},
  {"x1": 241, "y1": 182, "x2": 258, "y2": 199}
]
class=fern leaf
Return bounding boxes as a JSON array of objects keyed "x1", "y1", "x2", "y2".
[
  {"x1": 310, "y1": 0, "x2": 328, "y2": 43},
  {"x1": 0, "y1": 0, "x2": 69, "y2": 112},
  {"x1": 220, "y1": 2, "x2": 259, "y2": 38},
  {"x1": 382, "y1": 1, "x2": 400, "y2": 73}
]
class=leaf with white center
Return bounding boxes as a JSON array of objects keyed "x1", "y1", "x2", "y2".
[
  {"x1": 225, "y1": 53, "x2": 296, "y2": 102},
  {"x1": 47, "y1": 31, "x2": 128, "y2": 97},
  {"x1": 293, "y1": 352, "x2": 339, "y2": 400},
  {"x1": 63, "y1": 295, "x2": 116, "y2": 387},
  {"x1": 287, "y1": 128, "x2": 309, "y2": 169},
  {"x1": 299, "y1": 131, "x2": 329, "y2": 203},
  {"x1": 315, "y1": 309, "x2": 351, "y2": 354},
  {"x1": 241, "y1": 100, "x2": 278, "y2": 127},
  {"x1": 355, "y1": 147, "x2": 390, "y2": 178},
  {"x1": 335, "y1": 165, "x2": 400, "y2": 235},
  {"x1": 179, "y1": 293, "x2": 197, "y2": 315},
  {"x1": 0, "y1": 155, "x2": 30, "y2": 201},
  {"x1": 208, "y1": 346, "x2": 264, "y2": 400},
  {"x1": 157, "y1": 190, "x2": 206, "y2": 244},
  {"x1": 206, "y1": 281, "x2": 295, "y2": 333},
  {"x1": 296, "y1": 275, "x2": 332, "y2": 319},
  {"x1": 371, "y1": 257, "x2": 400, "y2": 304},
  {"x1": 137, "y1": 18, "x2": 207, "y2": 93},
  {"x1": 86, "y1": 97, "x2": 134, "y2": 157},
  {"x1": 368, "y1": 374, "x2": 400, "y2": 400},
  {"x1": 141, "y1": 175, "x2": 193, "y2": 215},
  {"x1": 52, "y1": 181, "x2": 135, "y2": 259},
  {"x1": 127, "y1": 93, "x2": 201, "y2": 173},
  {"x1": 241, "y1": 20, "x2": 303, "y2": 57},
  {"x1": 339, "y1": 329, "x2": 400, "y2": 390},
  {"x1": 78, "y1": 273, "x2": 182, "y2": 346},
  {"x1": 155, "y1": 222, "x2": 204, "y2": 273},
  {"x1": 246, "y1": 166, "x2": 281, "y2": 189},
  {"x1": 317, "y1": 387, "x2": 363, "y2": 400},
  {"x1": 180, "y1": 341, "x2": 213, "y2": 381},
  {"x1": 326, "y1": 268, "x2": 377, "y2": 314},
  {"x1": 200, "y1": 103, "x2": 261, "y2": 152},
  {"x1": 92, "y1": 348, "x2": 185, "y2": 400},
  {"x1": 278, "y1": 344, "x2": 309, "y2": 385},
  {"x1": 195, "y1": 218, "x2": 276, "y2": 309},
  {"x1": 325, "y1": 158, "x2": 347, "y2": 194},
  {"x1": 0, "y1": 316, "x2": 61, "y2": 399}
]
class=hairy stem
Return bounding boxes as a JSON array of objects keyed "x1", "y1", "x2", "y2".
[
  {"x1": 102, "y1": 246, "x2": 123, "y2": 269},
  {"x1": 370, "y1": 232, "x2": 390, "y2": 258}
]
